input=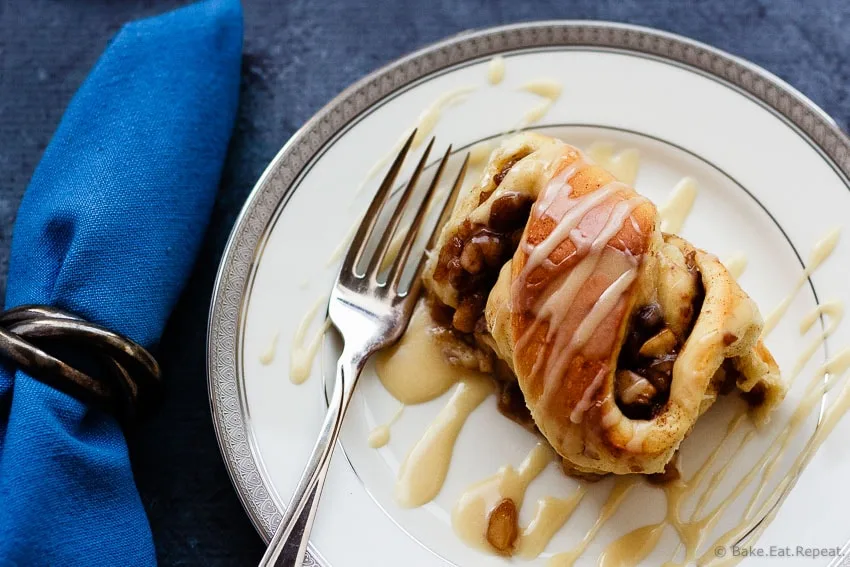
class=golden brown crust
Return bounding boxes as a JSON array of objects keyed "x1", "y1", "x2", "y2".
[{"x1": 510, "y1": 154, "x2": 657, "y2": 438}]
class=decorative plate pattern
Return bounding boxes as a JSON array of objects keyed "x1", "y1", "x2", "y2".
[{"x1": 207, "y1": 21, "x2": 850, "y2": 566}]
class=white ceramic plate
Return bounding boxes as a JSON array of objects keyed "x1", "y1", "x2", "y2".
[{"x1": 208, "y1": 22, "x2": 850, "y2": 566}]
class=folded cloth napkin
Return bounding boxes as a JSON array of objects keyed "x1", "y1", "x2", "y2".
[{"x1": 0, "y1": 1, "x2": 242, "y2": 564}]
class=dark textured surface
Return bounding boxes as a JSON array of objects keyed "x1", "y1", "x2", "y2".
[{"x1": 1, "y1": 0, "x2": 849, "y2": 565}]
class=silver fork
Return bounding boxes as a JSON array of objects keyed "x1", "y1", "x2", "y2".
[{"x1": 259, "y1": 130, "x2": 468, "y2": 566}]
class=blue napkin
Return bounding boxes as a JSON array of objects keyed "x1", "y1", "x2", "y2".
[{"x1": 0, "y1": 0, "x2": 242, "y2": 564}]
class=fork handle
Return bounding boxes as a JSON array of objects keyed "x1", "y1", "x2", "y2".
[
  {"x1": 259, "y1": 349, "x2": 365, "y2": 567},
  {"x1": 291, "y1": 471, "x2": 325, "y2": 565}
]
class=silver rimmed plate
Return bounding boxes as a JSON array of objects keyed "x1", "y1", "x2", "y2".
[{"x1": 208, "y1": 22, "x2": 850, "y2": 566}]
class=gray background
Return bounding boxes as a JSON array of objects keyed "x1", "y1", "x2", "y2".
[{"x1": 1, "y1": 0, "x2": 849, "y2": 564}]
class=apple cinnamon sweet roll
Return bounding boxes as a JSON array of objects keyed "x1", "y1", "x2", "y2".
[{"x1": 423, "y1": 133, "x2": 785, "y2": 475}]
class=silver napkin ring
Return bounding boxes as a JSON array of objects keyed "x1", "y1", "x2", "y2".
[{"x1": 0, "y1": 305, "x2": 162, "y2": 422}]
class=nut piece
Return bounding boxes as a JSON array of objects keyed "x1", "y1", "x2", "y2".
[
  {"x1": 486, "y1": 498, "x2": 519, "y2": 555},
  {"x1": 452, "y1": 293, "x2": 484, "y2": 333},
  {"x1": 638, "y1": 327, "x2": 677, "y2": 358},
  {"x1": 616, "y1": 370, "x2": 657, "y2": 406},
  {"x1": 471, "y1": 233, "x2": 504, "y2": 267},
  {"x1": 459, "y1": 240, "x2": 484, "y2": 274}
]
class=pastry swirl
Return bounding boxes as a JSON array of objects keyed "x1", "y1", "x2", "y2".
[{"x1": 424, "y1": 133, "x2": 785, "y2": 475}]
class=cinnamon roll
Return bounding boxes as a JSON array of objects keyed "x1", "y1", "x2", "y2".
[{"x1": 422, "y1": 132, "x2": 785, "y2": 475}]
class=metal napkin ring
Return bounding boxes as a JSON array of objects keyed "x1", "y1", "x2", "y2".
[{"x1": 0, "y1": 305, "x2": 162, "y2": 422}]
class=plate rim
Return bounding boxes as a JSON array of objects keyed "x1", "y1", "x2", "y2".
[{"x1": 206, "y1": 20, "x2": 850, "y2": 565}]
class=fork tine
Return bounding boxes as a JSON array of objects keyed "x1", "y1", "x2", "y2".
[
  {"x1": 394, "y1": 152, "x2": 469, "y2": 297},
  {"x1": 341, "y1": 128, "x2": 417, "y2": 276},
  {"x1": 365, "y1": 137, "x2": 435, "y2": 280},
  {"x1": 385, "y1": 144, "x2": 453, "y2": 290}
]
